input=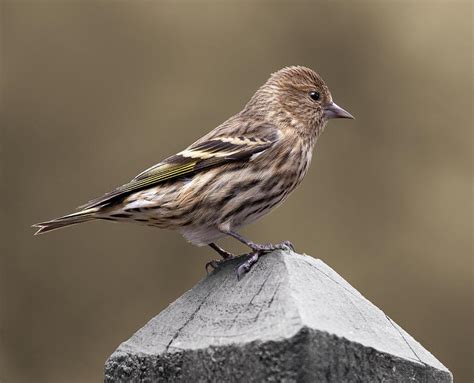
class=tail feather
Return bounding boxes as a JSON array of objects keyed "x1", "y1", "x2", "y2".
[{"x1": 32, "y1": 208, "x2": 98, "y2": 235}]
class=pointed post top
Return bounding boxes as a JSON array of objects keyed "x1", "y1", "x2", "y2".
[{"x1": 105, "y1": 250, "x2": 452, "y2": 382}]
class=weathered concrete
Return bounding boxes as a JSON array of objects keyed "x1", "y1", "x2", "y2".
[{"x1": 105, "y1": 250, "x2": 452, "y2": 382}]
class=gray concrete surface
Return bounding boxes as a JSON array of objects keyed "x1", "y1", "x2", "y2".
[{"x1": 105, "y1": 250, "x2": 452, "y2": 382}]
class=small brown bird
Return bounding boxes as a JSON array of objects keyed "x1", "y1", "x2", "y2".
[{"x1": 33, "y1": 66, "x2": 353, "y2": 278}]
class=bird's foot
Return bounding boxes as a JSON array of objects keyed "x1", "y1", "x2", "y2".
[
  {"x1": 249, "y1": 240, "x2": 295, "y2": 253},
  {"x1": 236, "y1": 251, "x2": 261, "y2": 280},
  {"x1": 236, "y1": 241, "x2": 295, "y2": 279}
]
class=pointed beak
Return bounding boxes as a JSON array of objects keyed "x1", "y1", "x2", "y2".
[{"x1": 324, "y1": 102, "x2": 354, "y2": 120}]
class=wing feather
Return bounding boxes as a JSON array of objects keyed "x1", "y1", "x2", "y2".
[{"x1": 78, "y1": 123, "x2": 279, "y2": 210}]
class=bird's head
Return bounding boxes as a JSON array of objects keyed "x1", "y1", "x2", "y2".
[{"x1": 248, "y1": 66, "x2": 354, "y2": 135}]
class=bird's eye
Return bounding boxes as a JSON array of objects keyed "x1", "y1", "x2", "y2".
[{"x1": 309, "y1": 91, "x2": 320, "y2": 101}]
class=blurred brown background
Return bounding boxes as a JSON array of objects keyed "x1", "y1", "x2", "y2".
[{"x1": 1, "y1": 1, "x2": 472, "y2": 382}]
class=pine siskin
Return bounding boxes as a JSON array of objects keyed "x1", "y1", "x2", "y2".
[{"x1": 33, "y1": 66, "x2": 354, "y2": 278}]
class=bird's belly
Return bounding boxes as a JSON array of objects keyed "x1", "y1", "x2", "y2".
[
  {"x1": 224, "y1": 182, "x2": 294, "y2": 229},
  {"x1": 179, "y1": 226, "x2": 226, "y2": 247},
  {"x1": 211, "y1": 161, "x2": 309, "y2": 228},
  {"x1": 177, "y1": 182, "x2": 291, "y2": 246}
]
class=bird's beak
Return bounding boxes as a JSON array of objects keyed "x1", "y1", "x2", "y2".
[{"x1": 324, "y1": 102, "x2": 354, "y2": 120}]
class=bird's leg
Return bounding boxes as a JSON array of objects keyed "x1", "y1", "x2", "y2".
[
  {"x1": 205, "y1": 243, "x2": 238, "y2": 274},
  {"x1": 209, "y1": 242, "x2": 235, "y2": 259},
  {"x1": 222, "y1": 230, "x2": 295, "y2": 279}
]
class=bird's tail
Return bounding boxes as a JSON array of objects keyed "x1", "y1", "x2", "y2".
[{"x1": 32, "y1": 208, "x2": 99, "y2": 235}]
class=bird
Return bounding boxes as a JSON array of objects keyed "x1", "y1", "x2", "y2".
[{"x1": 33, "y1": 66, "x2": 354, "y2": 278}]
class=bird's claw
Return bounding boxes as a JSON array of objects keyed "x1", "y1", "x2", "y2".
[
  {"x1": 207, "y1": 239, "x2": 296, "y2": 279},
  {"x1": 278, "y1": 240, "x2": 295, "y2": 251},
  {"x1": 236, "y1": 251, "x2": 260, "y2": 280},
  {"x1": 236, "y1": 240, "x2": 295, "y2": 279}
]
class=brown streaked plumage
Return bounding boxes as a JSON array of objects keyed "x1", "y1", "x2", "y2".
[{"x1": 33, "y1": 66, "x2": 354, "y2": 278}]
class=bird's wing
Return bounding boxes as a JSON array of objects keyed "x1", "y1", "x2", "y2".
[{"x1": 78, "y1": 123, "x2": 280, "y2": 210}]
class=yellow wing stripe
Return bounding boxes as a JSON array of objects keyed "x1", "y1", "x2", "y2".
[{"x1": 118, "y1": 162, "x2": 197, "y2": 193}]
